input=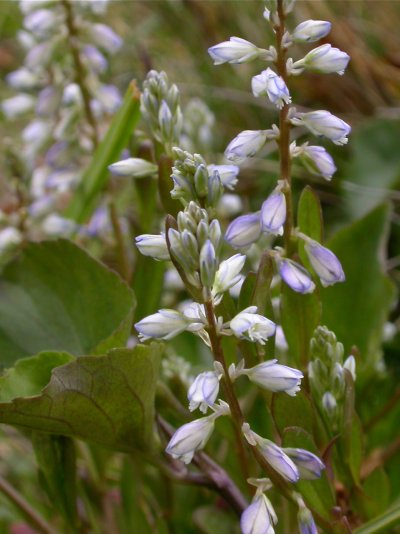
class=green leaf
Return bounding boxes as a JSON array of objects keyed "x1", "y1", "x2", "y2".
[
  {"x1": 65, "y1": 82, "x2": 141, "y2": 223},
  {"x1": 282, "y1": 427, "x2": 335, "y2": 521},
  {"x1": 133, "y1": 256, "x2": 165, "y2": 323},
  {"x1": 353, "y1": 502, "x2": 400, "y2": 534},
  {"x1": 321, "y1": 204, "x2": 396, "y2": 370},
  {"x1": 0, "y1": 345, "x2": 163, "y2": 452},
  {"x1": 0, "y1": 239, "x2": 135, "y2": 366},
  {"x1": 272, "y1": 391, "x2": 315, "y2": 436},
  {"x1": 280, "y1": 283, "x2": 321, "y2": 368},
  {"x1": 343, "y1": 119, "x2": 400, "y2": 220},
  {"x1": 354, "y1": 468, "x2": 391, "y2": 520},
  {"x1": 298, "y1": 186, "x2": 323, "y2": 242}
]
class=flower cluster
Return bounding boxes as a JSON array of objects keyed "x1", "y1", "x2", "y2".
[{"x1": 1, "y1": 0, "x2": 122, "y2": 245}]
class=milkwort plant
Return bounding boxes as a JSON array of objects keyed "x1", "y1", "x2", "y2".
[
  {"x1": 1, "y1": 0, "x2": 122, "y2": 251},
  {"x1": 119, "y1": 0, "x2": 361, "y2": 531}
]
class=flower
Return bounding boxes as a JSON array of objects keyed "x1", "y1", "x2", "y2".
[
  {"x1": 343, "y1": 355, "x2": 356, "y2": 380},
  {"x1": 199, "y1": 240, "x2": 217, "y2": 287},
  {"x1": 108, "y1": 158, "x2": 158, "y2": 178},
  {"x1": 298, "y1": 506, "x2": 318, "y2": 534},
  {"x1": 300, "y1": 145, "x2": 337, "y2": 180},
  {"x1": 230, "y1": 307, "x2": 276, "y2": 345},
  {"x1": 242, "y1": 424, "x2": 299, "y2": 483},
  {"x1": 252, "y1": 68, "x2": 291, "y2": 109},
  {"x1": 225, "y1": 130, "x2": 268, "y2": 162},
  {"x1": 279, "y1": 259, "x2": 315, "y2": 294},
  {"x1": 225, "y1": 213, "x2": 261, "y2": 249},
  {"x1": 135, "y1": 234, "x2": 170, "y2": 261},
  {"x1": 166, "y1": 415, "x2": 216, "y2": 464},
  {"x1": 207, "y1": 164, "x2": 239, "y2": 190},
  {"x1": 134, "y1": 309, "x2": 204, "y2": 341},
  {"x1": 297, "y1": 43, "x2": 350, "y2": 75},
  {"x1": 0, "y1": 227, "x2": 23, "y2": 253},
  {"x1": 241, "y1": 493, "x2": 277, "y2": 534},
  {"x1": 187, "y1": 371, "x2": 221, "y2": 413},
  {"x1": 88, "y1": 23, "x2": 123, "y2": 54},
  {"x1": 292, "y1": 111, "x2": 351, "y2": 146},
  {"x1": 212, "y1": 254, "x2": 246, "y2": 298},
  {"x1": 261, "y1": 191, "x2": 286, "y2": 235},
  {"x1": 303, "y1": 239, "x2": 345, "y2": 287},
  {"x1": 292, "y1": 20, "x2": 331, "y2": 43},
  {"x1": 283, "y1": 448, "x2": 325, "y2": 479},
  {"x1": 241, "y1": 360, "x2": 303, "y2": 396},
  {"x1": 208, "y1": 37, "x2": 261, "y2": 65}
]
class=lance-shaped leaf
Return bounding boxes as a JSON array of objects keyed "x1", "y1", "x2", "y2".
[
  {"x1": 0, "y1": 239, "x2": 135, "y2": 366},
  {"x1": 0, "y1": 345, "x2": 162, "y2": 452}
]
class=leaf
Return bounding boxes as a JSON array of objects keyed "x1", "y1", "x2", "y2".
[
  {"x1": 321, "y1": 204, "x2": 396, "y2": 370},
  {"x1": 0, "y1": 239, "x2": 135, "y2": 366},
  {"x1": 282, "y1": 427, "x2": 335, "y2": 521},
  {"x1": 343, "y1": 118, "x2": 400, "y2": 220},
  {"x1": 272, "y1": 391, "x2": 315, "y2": 436},
  {"x1": 65, "y1": 81, "x2": 141, "y2": 223},
  {"x1": 280, "y1": 283, "x2": 321, "y2": 368},
  {"x1": 193, "y1": 506, "x2": 238, "y2": 534},
  {"x1": 0, "y1": 345, "x2": 163, "y2": 452},
  {"x1": 354, "y1": 468, "x2": 391, "y2": 520},
  {"x1": 298, "y1": 186, "x2": 323, "y2": 242}
]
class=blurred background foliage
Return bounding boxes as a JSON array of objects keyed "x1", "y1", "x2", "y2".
[{"x1": 1, "y1": 1, "x2": 400, "y2": 532}]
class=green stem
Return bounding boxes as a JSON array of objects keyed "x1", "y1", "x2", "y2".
[
  {"x1": 353, "y1": 505, "x2": 400, "y2": 534},
  {"x1": 0, "y1": 475, "x2": 58, "y2": 534},
  {"x1": 276, "y1": 0, "x2": 294, "y2": 256}
]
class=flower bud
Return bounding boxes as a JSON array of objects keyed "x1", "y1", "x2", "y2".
[
  {"x1": 135, "y1": 234, "x2": 170, "y2": 261},
  {"x1": 292, "y1": 111, "x2": 351, "y2": 146},
  {"x1": 83, "y1": 45, "x2": 108, "y2": 73},
  {"x1": 298, "y1": 506, "x2": 318, "y2": 534},
  {"x1": 212, "y1": 254, "x2": 246, "y2": 298},
  {"x1": 207, "y1": 164, "x2": 239, "y2": 190},
  {"x1": 292, "y1": 20, "x2": 331, "y2": 43},
  {"x1": 261, "y1": 191, "x2": 286, "y2": 235},
  {"x1": 322, "y1": 391, "x2": 337, "y2": 418},
  {"x1": 208, "y1": 219, "x2": 222, "y2": 251},
  {"x1": 0, "y1": 227, "x2": 23, "y2": 254},
  {"x1": 6, "y1": 68, "x2": 38, "y2": 90},
  {"x1": 279, "y1": 259, "x2": 315, "y2": 294},
  {"x1": 96, "y1": 84, "x2": 122, "y2": 114},
  {"x1": 343, "y1": 355, "x2": 356, "y2": 381},
  {"x1": 207, "y1": 170, "x2": 224, "y2": 207},
  {"x1": 194, "y1": 164, "x2": 209, "y2": 198},
  {"x1": 41, "y1": 214, "x2": 77, "y2": 237},
  {"x1": 2, "y1": 94, "x2": 35, "y2": 118},
  {"x1": 166, "y1": 415, "x2": 216, "y2": 464},
  {"x1": 108, "y1": 158, "x2": 158, "y2": 178},
  {"x1": 217, "y1": 194, "x2": 243, "y2": 218},
  {"x1": 135, "y1": 309, "x2": 198, "y2": 341},
  {"x1": 225, "y1": 213, "x2": 261, "y2": 249},
  {"x1": 225, "y1": 130, "x2": 268, "y2": 162},
  {"x1": 187, "y1": 371, "x2": 221, "y2": 413},
  {"x1": 24, "y1": 8, "x2": 57, "y2": 36},
  {"x1": 300, "y1": 145, "x2": 337, "y2": 180},
  {"x1": 241, "y1": 360, "x2": 303, "y2": 395},
  {"x1": 283, "y1": 448, "x2": 325, "y2": 479},
  {"x1": 159, "y1": 100, "x2": 174, "y2": 142},
  {"x1": 297, "y1": 43, "x2": 350, "y2": 75},
  {"x1": 208, "y1": 37, "x2": 261, "y2": 65},
  {"x1": 88, "y1": 23, "x2": 123, "y2": 54},
  {"x1": 241, "y1": 493, "x2": 277, "y2": 534},
  {"x1": 252, "y1": 68, "x2": 291, "y2": 109},
  {"x1": 230, "y1": 307, "x2": 276, "y2": 345},
  {"x1": 199, "y1": 240, "x2": 217, "y2": 287},
  {"x1": 303, "y1": 239, "x2": 345, "y2": 287}
]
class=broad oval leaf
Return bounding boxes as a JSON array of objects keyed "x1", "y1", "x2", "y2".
[{"x1": 0, "y1": 239, "x2": 135, "y2": 366}]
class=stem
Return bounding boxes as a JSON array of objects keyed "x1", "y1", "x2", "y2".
[
  {"x1": 61, "y1": 0, "x2": 99, "y2": 148},
  {"x1": 0, "y1": 475, "x2": 58, "y2": 534},
  {"x1": 276, "y1": 0, "x2": 294, "y2": 256}
]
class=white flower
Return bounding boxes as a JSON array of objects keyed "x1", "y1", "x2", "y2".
[
  {"x1": 0, "y1": 227, "x2": 23, "y2": 253},
  {"x1": 242, "y1": 424, "x2": 299, "y2": 483},
  {"x1": 252, "y1": 68, "x2": 291, "y2": 109},
  {"x1": 291, "y1": 20, "x2": 331, "y2": 43},
  {"x1": 207, "y1": 164, "x2": 239, "y2": 190},
  {"x1": 241, "y1": 493, "x2": 277, "y2": 534},
  {"x1": 135, "y1": 234, "x2": 170, "y2": 260},
  {"x1": 108, "y1": 158, "x2": 158, "y2": 178},
  {"x1": 296, "y1": 43, "x2": 350, "y2": 75},
  {"x1": 24, "y1": 8, "x2": 57, "y2": 36},
  {"x1": 212, "y1": 254, "x2": 246, "y2": 299},
  {"x1": 88, "y1": 23, "x2": 123, "y2": 54},
  {"x1": 292, "y1": 111, "x2": 351, "y2": 146},
  {"x1": 135, "y1": 309, "x2": 203, "y2": 341},
  {"x1": 166, "y1": 415, "x2": 216, "y2": 464},
  {"x1": 229, "y1": 307, "x2": 276, "y2": 345},
  {"x1": 225, "y1": 130, "x2": 268, "y2": 162},
  {"x1": 240, "y1": 360, "x2": 303, "y2": 396},
  {"x1": 225, "y1": 213, "x2": 261, "y2": 249},
  {"x1": 188, "y1": 371, "x2": 221, "y2": 413},
  {"x1": 208, "y1": 37, "x2": 261, "y2": 65},
  {"x1": 303, "y1": 238, "x2": 345, "y2": 287},
  {"x1": 261, "y1": 191, "x2": 286, "y2": 235},
  {"x1": 300, "y1": 145, "x2": 337, "y2": 180},
  {"x1": 217, "y1": 194, "x2": 243, "y2": 218},
  {"x1": 41, "y1": 214, "x2": 77, "y2": 237},
  {"x1": 279, "y1": 259, "x2": 315, "y2": 294},
  {"x1": 6, "y1": 68, "x2": 37, "y2": 90},
  {"x1": 2, "y1": 94, "x2": 35, "y2": 118},
  {"x1": 343, "y1": 355, "x2": 356, "y2": 381}
]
